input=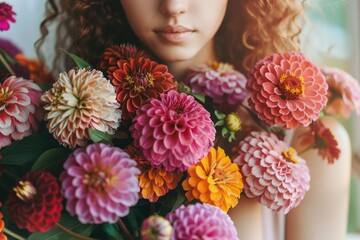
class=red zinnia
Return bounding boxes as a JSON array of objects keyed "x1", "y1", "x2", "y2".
[
  {"x1": 298, "y1": 119, "x2": 340, "y2": 164},
  {"x1": 7, "y1": 172, "x2": 63, "y2": 232},
  {"x1": 97, "y1": 43, "x2": 147, "y2": 78},
  {"x1": 112, "y1": 57, "x2": 176, "y2": 121}
]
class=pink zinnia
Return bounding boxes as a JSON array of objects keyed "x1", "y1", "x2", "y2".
[
  {"x1": 247, "y1": 52, "x2": 328, "y2": 129},
  {"x1": 167, "y1": 203, "x2": 238, "y2": 240},
  {"x1": 130, "y1": 90, "x2": 215, "y2": 172},
  {"x1": 233, "y1": 131, "x2": 310, "y2": 214},
  {"x1": 0, "y1": 2, "x2": 15, "y2": 31},
  {"x1": 322, "y1": 66, "x2": 360, "y2": 118},
  {"x1": 0, "y1": 77, "x2": 42, "y2": 149},
  {"x1": 184, "y1": 62, "x2": 248, "y2": 106},
  {"x1": 60, "y1": 143, "x2": 140, "y2": 224}
]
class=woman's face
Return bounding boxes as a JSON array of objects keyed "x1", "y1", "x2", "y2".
[{"x1": 120, "y1": 0, "x2": 228, "y2": 62}]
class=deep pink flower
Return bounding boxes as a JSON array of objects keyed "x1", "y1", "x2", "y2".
[
  {"x1": 167, "y1": 203, "x2": 238, "y2": 240},
  {"x1": 60, "y1": 143, "x2": 140, "y2": 224},
  {"x1": 184, "y1": 62, "x2": 248, "y2": 106},
  {"x1": 0, "y1": 77, "x2": 43, "y2": 149},
  {"x1": 247, "y1": 52, "x2": 328, "y2": 129},
  {"x1": 233, "y1": 131, "x2": 310, "y2": 214},
  {"x1": 7, "y1": 171, "x2": 63, "y2": 232},
  {"x1": 322, "y1": 66, "x2": 360, "y2": 118},
  {"x1": 0, "y1": 2, "x2": 15, "y2": 31},
  {"x1": 130, "y1": 90, "x2": 215, "y2": 172}
]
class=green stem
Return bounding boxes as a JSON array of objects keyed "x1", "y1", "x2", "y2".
[
  {"x1": 0, "y1": 53, "x2": 15, "y2": 76},
  {"x1": 56, "y1": 222, "x2": 97, "y2": 240},
  {"x1": 3, "y1": 227, "x2": 26, "y2": 240},
  {"x1": 298, "y1": 145, "x2": 314, "y2": 156}
]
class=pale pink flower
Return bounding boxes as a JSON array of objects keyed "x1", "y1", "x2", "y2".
[
  {"x1": 167, "y1": 203, "x2": 238, "y2": 240},
  {"x1": 247, "y1": 52, "x2": 328, "y2": 129},
  {"x1": 233, "y1": 131, "x2": 310, "y2": 214},
  {"x1": 0, "y1": 76, "x2": 42, "y2": 148},
  {"x1": 41, "y1": 68, "x2": 121, "y2": 148},
  {"x1": 130, "y1": 90, "x2": 215, "y2": 172},
  {"x1": 141, "y1": 215, "x2": 172, "y2": 240},
  {"x1": 60, "y1": 143, "x2": 140, "y2": 224},
  {"x1": 184, "y1": 62, "x2": 248, "y2": 106},
  {"x1": 322, "y1": 66, "x2": 360, "y2": 118}
]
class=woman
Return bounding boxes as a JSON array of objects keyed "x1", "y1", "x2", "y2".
[{"x1": 36, "y1": 1, "x2": 351, "y2": 239}]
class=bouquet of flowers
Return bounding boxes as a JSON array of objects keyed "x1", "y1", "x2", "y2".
[{"x1": 1, "y1": 2, "x2": 360, "y2": 240}]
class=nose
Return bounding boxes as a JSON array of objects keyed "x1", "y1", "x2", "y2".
[{"x1": 160, "y1": 0, "x2": 189, "y2": 17}]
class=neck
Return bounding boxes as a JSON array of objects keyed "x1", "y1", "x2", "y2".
[{"x1": 164, "y1": 40, "x2": 218, "y2": 80}]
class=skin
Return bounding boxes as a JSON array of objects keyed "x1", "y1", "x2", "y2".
[{"x1": 120, "y1": 0, "x2": 228, "y2": 79}]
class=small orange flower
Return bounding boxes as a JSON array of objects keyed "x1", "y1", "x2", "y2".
[
  {"x1": 15, "y1": 54, "x2": 55, "y2": 85},
  {"x1": 182, "y1": 147, "x2": 243, "y2": 212},
  {"x1": 125, "y1": 145, "x2": 183, "y2": 202},
  {"x1": 0, "y1": 202, "x2": 7, "y2": 240}
]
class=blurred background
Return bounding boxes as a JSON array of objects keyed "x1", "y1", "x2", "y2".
[{"x1": 1, "y1": 0, "x2": 360, "y2": 239}]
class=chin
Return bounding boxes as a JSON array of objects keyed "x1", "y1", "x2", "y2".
[{"x1": 152, "y1": 47, "x2": 199, "y2": 63}]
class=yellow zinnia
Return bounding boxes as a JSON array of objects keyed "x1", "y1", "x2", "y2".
[{"x1": 182, "y1": 147, "x2": 243, "y2": 212}]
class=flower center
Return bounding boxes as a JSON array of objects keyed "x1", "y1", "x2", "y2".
[
  {"x1": 13, "y1": 181, "x2": 37, "y2": 202},
  {"x1": 0, "y1": 87, "x2": 12, "y2": 105},
  {"x1": 212, "y1": 168, "x2": 226, "y2": 182},
  {"x1": 279, "y1": 72, "x2": 305, "y2": 99},
  {"x1": 83, "y1": 171, "x2": 109, "y2": 191},
  {"x1": 281, "y1": 147, "x2": 299, "y2": 164},
  {"x1": 126, "y1": 72, "x2": 155, "y2": 93}
]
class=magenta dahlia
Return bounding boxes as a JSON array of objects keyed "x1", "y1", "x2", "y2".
[
  {"x1": 167, "y1": 203, "x2": 238, "y2": 240},
  {"x1": 60, "y1": 143, "x2": 140, "y2": 224},
  {"x1": 322, "y1": 66, "x2": 360, "y2": 118},
  {"x1": 130, "y1": 90, "x2": 216, "y2": 172},
  {"x1": 7, "y1": 171, "x2": 63, "y2": 232},
  {"x1": 184, "y1": 62, "x2": 248, "y2": 106},
  {"x1": 233, "y1": 131, "x2": 310, "y2": 213},
  {"x1": 0, "y1": 2, "x2": 15, "y2": 31},
  {"x1": 247, "y1": 52, "x2": 328, "y2": 129},
  {"x1": 0, "y1": 76, "x2": 43, "y2": 149},
  {"x1": 111, "y1": 57, "x2": 177, "y2": 122}
]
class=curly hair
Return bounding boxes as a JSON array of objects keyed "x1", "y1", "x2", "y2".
[{"x1": 36, "y1": 0, "x2": 304, "y2": 74}]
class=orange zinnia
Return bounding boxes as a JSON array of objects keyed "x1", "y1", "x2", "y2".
[
  {"x1": 0, "y1": 202, "x2": 7, "y2": 240},
  {"x1": 182, "y1": 147, "x2": 243, "y2": 212},
  {"x1": 125, "y1": 145, "x2": 183, "y2": 202}
]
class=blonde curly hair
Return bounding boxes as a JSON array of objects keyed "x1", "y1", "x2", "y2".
[{"x1": 36, "y1": 0, "x2": 304, "y2": 74}]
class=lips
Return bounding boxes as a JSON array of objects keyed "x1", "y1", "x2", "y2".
[{"x1": 154, "y1": 25, "x2": 195, "y2": 43}]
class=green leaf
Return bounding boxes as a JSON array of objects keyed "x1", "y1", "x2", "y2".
[
  {"x1": 191, "y1": 92, "x2": 205, "y2": 103},
  {"x1": 0, "y1": 132, "x2": 58, "y2": 165},
  {"x1": 102, "y1": 224, "x2": 124, "y2": 240},
  {"x1": 61, "y1": 48, "x2": 91, "y2": 68},
  {"x1": 31, "y1": 148, "x2": 72, "y2": 172},
  {"x1": 89, "y1": 129, "x2": 114, "y2": 145},
  {"x1": 221, "y1": 127, "x2": 229, "y2": 138},
  {"x1": 124, "y1": 211, "x2": 140, "y2": 236},
  {"x1": 28, "y1": 213, "x2": 94, "y2": 240},
  {"x1": 171, "y1": 188, "x2": 186, "y2": 212},
  {"x1": 214, "y1": 110, "x2": 226, "y2": 120}
]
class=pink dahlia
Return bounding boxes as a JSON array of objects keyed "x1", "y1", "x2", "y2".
[
  {"x1": 60, "y1": 143, "x2": 140, "y2": 224},
  {"x1": 0, "y1": 2, "x2": 15, "y2": 31},
  {"x1": 130, "y1": 90, "x2": 216, "y2": 172},
  {"x1": 7, "y1": 171, "x2": 63, "y2": 232},
  {"x1": 322, "y1": 66, "x2": 360, "y2": 118},
  {"x1": 0, "y1": 76, "x2": 43, "y2": 149},
  {"x1": 167, "y1": 203, "x2": 238, "y2": 240},
  {"x1": 184, "y1": 62, "x2": 248, "y2": 106},
  {"x1": 233, "y1": 131, "x2": 310, "y2": 214},
  {"x1": 247, "y1": 52, "x2": 328, "y2": 129},
  {"x1": 111, "y1": 57, "x2": 177, "y2": 122}
]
